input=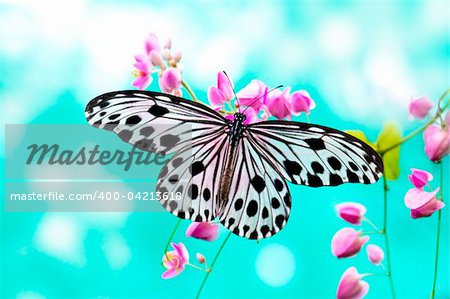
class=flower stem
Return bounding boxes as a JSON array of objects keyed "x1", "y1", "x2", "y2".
[
  {"x1": 187, "y1": 263, "x2": 209, "y2": 272},
  {"x1": 164, "y1": 218, "x2": 182, "y2": 260},
  {"x1": 195, "y1": 231, "x2": 232, "y2": 299},
  {"x1": 382, "y1": 174, "x2": 396, "y2": 299},
  {"x1": 181, "y1": 80, "x2": 200, "y2": 103},
  {"x1": 363, "y1": 217, "x2": 383, "y2": 233},
  {"x1": 363, "y1": 230, "x2": 382, "y2": 235},
  {"x1": 430, "y1": 161, "x2": 445, "y2": 298}
]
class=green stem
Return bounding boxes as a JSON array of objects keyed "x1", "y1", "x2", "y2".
[
  {"x1": 195, "y1": 232, "x2": 232, "y2": 299},
  {"x1": 363, "y1": 230, "x2": 382, "y2": 235},
  {"x1": 363, "y1": 217, "x2": 383, "y2": 233},
  {"x1": 164, "y1": 219, "x2": 182, "y2": 260},
  {"x1": 379, "y1": 88, "x2": 450, "y2": 155},
  {"x1": 430, "y1": 161, "x2": 444, "y2": 298},
  {"x1": 181, "y1": 80, "x2": 200, "y2": 103},
  {"x1": 187, "y1": 263, "x2": 209, "y2": 272},
  {"x1": 382, "y1": 175, "x2": 396, "y2": 299}
]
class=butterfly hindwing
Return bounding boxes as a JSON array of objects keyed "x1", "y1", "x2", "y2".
[
  {"x1": 247, "y1": 121, "x2": 383, "y2": 187},
  {"x1": 157, "y1": 128, "x2": 229, "y2": 222},
  {"x1": 219, "y1": 138, "x2": 291, "y2": 240}
]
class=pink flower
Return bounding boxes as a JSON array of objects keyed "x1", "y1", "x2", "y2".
[
  {"x1": 196, "y1": 253, "x2": 206, "y2": 264},
  {"x1": 290, "y1": 90, "x2": 316, "y2": 115},
  {"x1": 132, "y1": 55, "x2": 152, "y2": 90},
  {"x1": 366, "y1": 244, "x2": 384, "y2": 266},
  {"x1": 335, "y1": 202, "x2": 366, "y2": 225},
  {"x1": 159, "y1": 67, "x2": 182, "y2": 96},
  {"x1": 145, "y1": 33, "x2": 160, "y2": 56},
  {"x1": 445, "y1": 111, "x2": 450, "y2": 127},
  {"x1": 336, "y1": 267, "x2": 369, "y2": 299},
  {"x1": 161, "y1": 242, "x2": 189, "y2": 279},
  {"x1": 408, "y1": 168, "x2": 433, "y2": 188},
  {"x1": 266, "y1": 87, "x2": 292, "y2": 120},
  {"x1": 404, "y1": 187, "x2": 444, "y2": 219},
  {"x1": 237, "y1": 80, "x2": 269, "y2": 111},
  {"x1": 208, "y1": 72, "x2": 234, "y2": 108},
  {"x1": 408, "y1": 95, "x2": 434, "y2": 119},
  {"x1": 186, "y1": 222, "x2": 219, "y2": 241},
  {"x1": 331, "y1": 228, "x2": 369, "y2": 258},
  {"x1": 423, "y1": 125, "x2": 450, "y2": 162},
  {"x1": 243, "y1": 107, "x2": 260, "y2": 124}
]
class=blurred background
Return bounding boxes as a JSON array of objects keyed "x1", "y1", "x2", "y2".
[{"x1": 0, "y1": 0, "x2": 448, "y2": 298}]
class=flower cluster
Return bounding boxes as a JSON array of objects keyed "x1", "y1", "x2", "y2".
[
  {"x1": 132, "y1": 33, "x2": 183, "y2": 95},
  {"x1": 208, "y1": 72, "x2": 315, "y2": 124},
  {"x1": 161, "y1": 222, "x2": 219, "y2": 279},
  {"x1": 404, "y1": 169, "x2": 444, "y2": 219},
  {"x1": 332, "y1": 202, "x2": 385, "y2": 299},
  {"x1": 408, "y1": 95, "x2": 450, "y2": 162}
]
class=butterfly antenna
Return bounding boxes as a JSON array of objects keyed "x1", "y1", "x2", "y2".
[
  {"x1": 222, "y1": 71, "x2": 241, "y2": 113},
  {"x1": 242, "y1": 85, "x2": 283, "y2": 113}
]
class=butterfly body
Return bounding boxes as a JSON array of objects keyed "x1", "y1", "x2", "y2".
[{"x1": 85, "y1": 90, "x2": 383, "y2": 240}]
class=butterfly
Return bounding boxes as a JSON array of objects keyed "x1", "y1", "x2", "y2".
[{"x1": 85, "y1": 90, "x2": 383, "y2": 240}]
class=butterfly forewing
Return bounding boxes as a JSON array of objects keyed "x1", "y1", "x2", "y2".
[
  {"x1": 85, "y1": 90, "x2": 227, "y2": 154},
  {"x1": 247, "y1": 121, "x2": 383, "y2": 187}
]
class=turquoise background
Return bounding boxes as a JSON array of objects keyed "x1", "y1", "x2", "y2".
[{"x1": 0, "y1": 1, "x2": 449, "y2": 298}]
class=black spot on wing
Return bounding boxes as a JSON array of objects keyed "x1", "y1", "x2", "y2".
[
  {"x1": 311, "y1": 161, "x2": 324, "y2": 174},
  {"x1": 118, "y1": 130, "x2": 132, "y2": 142},
  {"x1": 125, "y1": 115, "x2": 142, "y2": 125},
  {"x1": 160, "y1": 134, "x2": 180, "y2": 148},
  {"x1": 283, "y1": 160, "x2": 302, "y2": 176},
  {"x1": 234, "y1": 198, "x2": 244, "y2": 211},
  {"x1": 140, "y1": 126, "x2": 154, "y2": 137},
  {"x1": 148, "y1": 105, "x2": 169, "y2": 117},
  {"x1": 190, "y1": 161, "x2": 205, "y2": 176},
  {"x1": 328, "y1": 157, "x2": 342, "y2": 170},
  {"x1": 304, "y1": 138, "x2": 326, "y2": 150},
  {"x1": 246, "y1": 200, "x2": 258, "y2": 217},
  {"x1": 250, "y1": 175, "x2": 266, "y2": 193}
]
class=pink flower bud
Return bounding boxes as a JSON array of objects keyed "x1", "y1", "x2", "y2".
[
  {"x1": 404, "y1": 187, "x2": 444, "y2": 219},
  {"x1": 149, "y1": 51, "x2": 164, "y2": 68},
  {"x1": 336, "y1": 267, "x2": 369, "y2": 299},
  {"x1": 159, "y1": 67, "x2": 181, "y2": 94},
  {"x1": 172, "y1": 50, "x2": 182, "y2": 62},
  {"x1": 162, "y1": 48, "x2": 172, "y2": 61},
  {"x1": 290, "y1": 90, "x2": 316, "y2": 115},
  {"x1": 423, "y1": 125, "x2": 450, "y2": 162},
  {"x1": 408, "y1": 95, "x2": 433, "y2": 119},
  {"x1": 164, "y1": 38, "x2": 172, "y2": 49},
  {"x1": 408, "y1": 168, "x2": 433, "y2": 188},
  {"x1": 186, "y1": 222, "x2": 219, "y2": 241},
  {"x1": 331, "y1": 228, "x2": 369, "y2": 258},
  {"x1": 145, "y1": 33, "x2": 160, "y2": 55},
  {"x1": 266, "y1": 88, "x2": 292, "y2": 120},
  {"x1": 196, "y1": 253, "x2": 206, "y2": 264},
  {"x1": 217, "y1": 71, "x2": 234, "y2": 101},
  {"x1": 335, "y1": 202, "x2": 366, "y2": 225},
  {"x1": 366, "y1": 244, "x2": 384, "y2": 265}
]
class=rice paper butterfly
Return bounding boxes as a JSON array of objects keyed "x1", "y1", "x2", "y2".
[{"x1": 85, "y1": 90, "x2": 383, "y2": 240}]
